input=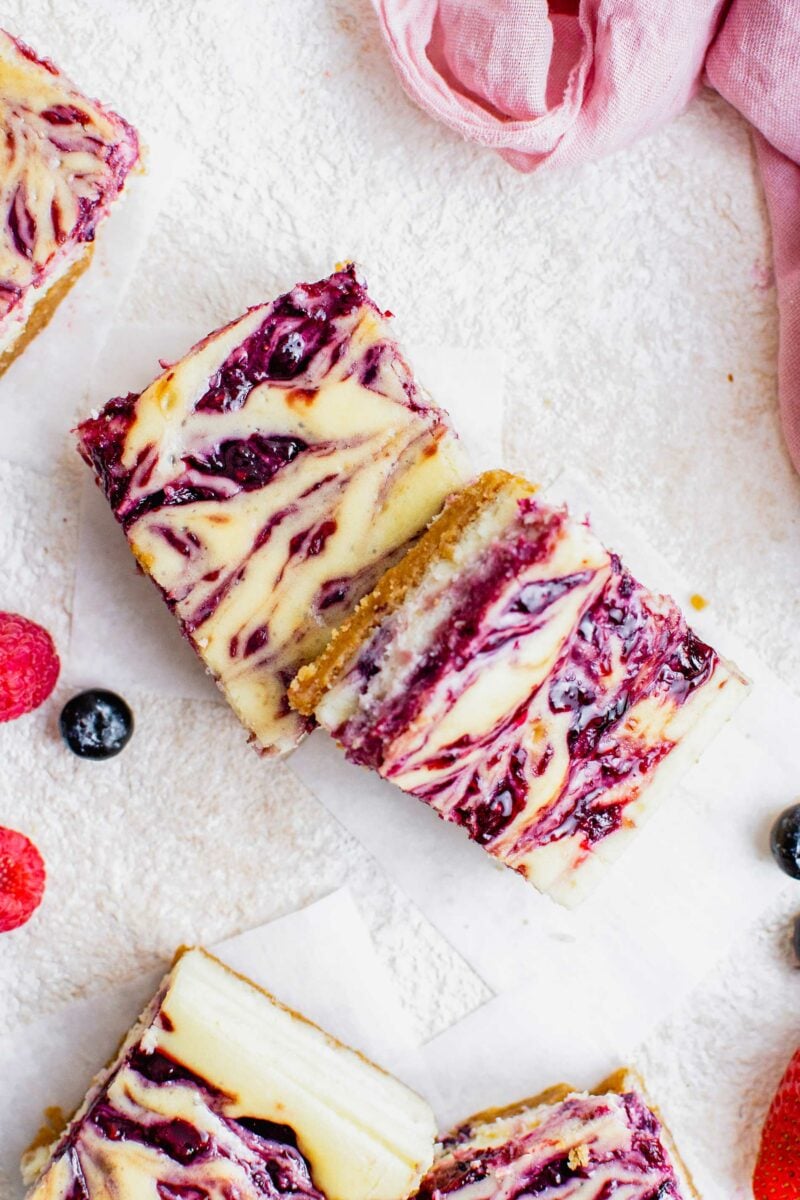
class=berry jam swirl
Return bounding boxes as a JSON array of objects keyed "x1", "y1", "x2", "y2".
[
  {"x1": 416, "y1": 1090, "x2": 687, "y2": 1200},
  {"x1": 76, "y1": 266, "x2": 466, "y2": 754},
  {"x1": 325, "y1": 494, "x2": 739, "y2": 902},
  {"x1": 0, "y1": 30, "x2": 139, "y2": 326},
  {"x1": 55, "y1": 1048, "x2": 324, "y2": 1200}
]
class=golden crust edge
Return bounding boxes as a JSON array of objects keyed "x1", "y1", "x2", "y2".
[
  {"x1": 288, "y1": 469, "x2": 536, "y2": 716},
  {"x1": 0, "y1": 147, "x2": 146, "y2": 382},
  {"x1": 0, "y1": 247, "x2": 95, "y2": 380}
]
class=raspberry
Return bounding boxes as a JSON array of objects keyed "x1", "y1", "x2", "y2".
[
  {"x1": 0, "y1": 827, "x2": 46, "y2": 932},
  {"x1": 0, "y1": 612, "x2": 60, "y2": 722},
  {"x1": 754, "y1": 1047, "x2": 800, "y2": 1200}
]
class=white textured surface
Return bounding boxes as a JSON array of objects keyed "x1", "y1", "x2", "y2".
[{"x1": 0, "y1": 2, "x2": 799, "y2": 1196}]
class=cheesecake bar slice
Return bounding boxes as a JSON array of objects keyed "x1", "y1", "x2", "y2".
[
  {"x1": 22, "y1": 948, "x2": 436, "y2": 1200},
  {"x1": 415, "y1": 1069, "x2": 697, "y2": 1199},
  {"x1": 76, "y1": 265, "x2": 467, "y2": 755},
  {"x1": 0, "y1": 29, "x2": 139, "y2": 373},
  {"x1": 291, "y1": 470, "x2": 747, "y2": 905}
]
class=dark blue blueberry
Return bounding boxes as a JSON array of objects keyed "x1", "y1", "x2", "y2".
[
  {"x1": 59, "y1": 690, "x2": 133, "y2": 760},
  {"x1": 770, "y1": 803, "x2": 800, "y2": 880}
]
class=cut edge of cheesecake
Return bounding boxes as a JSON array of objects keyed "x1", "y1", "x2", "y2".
[
  {"x1": 0, "y1": 141, "x2": 148, "y2": 376},
  {"x1": 0, "y1": 32, "x2": 144, "y2": 375},
  {"x1": 436, "y1": 1066, "x2": 699, "y2": 1200},
  {"x1": 22, "y1": 946, "x2": 436, "y2": 1200},
  {"x1": 21, "y1": 959, "x2": 168, "y2": 1189},
  {"x1": 289, "y1": 469, "x2": 536, "y2": 716},
  {"x1": 171, "y1": 944, "x2": 430, "y2": 1104},
  {"x1": 0, "y1": 247, "x2": 95, "y2": 378}
]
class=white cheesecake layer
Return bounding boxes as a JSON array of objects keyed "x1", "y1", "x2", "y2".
[
  {"x1": 417, "y1": 1073, "x2": 695, "y2": 1199},
  {"x1": 24, "y1": 948, "x2": 436, "y2": 1200},
  {"x1": 315, "y1": 477, "x2": 748, "y2": 906},
  {"x1": 77, "y1": 267, "x2": 468, "y2": 755}
]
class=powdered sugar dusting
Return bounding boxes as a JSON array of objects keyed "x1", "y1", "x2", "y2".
[{"x1": 0, "y1": 5, "x2": 798, "y2": 1199}]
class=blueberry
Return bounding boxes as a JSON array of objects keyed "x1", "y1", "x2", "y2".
[
  {"x1": 770, "y1": 803, "x2": 800, "y2": 880},
  {"x1": 59, "y1": 690, "x2": 133, "y2": 760}
]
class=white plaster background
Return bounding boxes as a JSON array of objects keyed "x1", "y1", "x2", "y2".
[{"x1": 1, "y1": 1, "x2": 799, "y2": 1196}]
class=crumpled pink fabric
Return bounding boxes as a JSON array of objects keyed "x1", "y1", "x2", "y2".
[{"x1": 371, "y1": 0, "x2": 800, "y2": 472}]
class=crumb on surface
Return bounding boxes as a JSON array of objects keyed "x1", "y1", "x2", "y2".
[
  {"x1": 24, "y1": 1105, "x2": 66, "y2": 1158},
  {"x1": 690, "y1": 593, "x2": 709, "y2": 611},
  {"x1": 568, "y1": 1143, "x2": 590, "y2": 1169}
]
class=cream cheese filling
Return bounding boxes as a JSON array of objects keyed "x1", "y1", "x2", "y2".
[
  {"x1": 82, "y1": 281, "x2": 468, "y2": 755},
  {"x1": 315, "y1": 487, "x2": 748, "y2": 906},
  {"x1": 24, "y1": 949, "x2": 436, "y2": 1200}
]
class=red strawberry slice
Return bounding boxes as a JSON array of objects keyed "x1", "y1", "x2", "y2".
[
  {"x1": 754, "y1": 1047, "x2": 800, "y2": 1200},
  {"x1": 0, "y1": 611, "x2": 60, "y2": 721},
  {"x1": 0, "y1": 827, "x2": 46, "y2": 932}
]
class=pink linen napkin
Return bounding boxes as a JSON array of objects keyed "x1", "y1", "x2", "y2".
[{"x1": 371, "y1": 0, "x2": 800, "y2": 471}]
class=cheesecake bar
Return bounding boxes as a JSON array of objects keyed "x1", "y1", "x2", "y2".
[
  {"x1": 76, "y1": 265, "x2": 467, "y2": 755},
  {"x1": 415, "y1": 1069, "x2": 696, "y2": 1199},
  {"x1": 291, "y1": 470, "x2": 747, "y2": 905},
  {"x1": 0, "y1": 30, "x2": 139, "y2": 374},
  {"x1": 22, "y1": 947, "x2": 436, "y2": 1200}
]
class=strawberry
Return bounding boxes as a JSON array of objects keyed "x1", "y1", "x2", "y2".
[
  {"x1": 754, "y1": 1047, "x2": 800, "y2": 1200},
  {"x1": 0, "y1": 827, "x2": 46, "y2": 932},
  {"x1": 0, "y1": 611, "x2": 60, "y2": 721}
]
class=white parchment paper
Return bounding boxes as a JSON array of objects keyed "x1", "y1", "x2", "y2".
[
  {"x1": 0, "y1": 140, "x2": 176, "y2": 472},
  {"x1": 421, "y1": 981, "x2": 620, "y2": 1131},
  {"x1": 68, "y1": 326, "x2": 503, "y2": 697},
  {"x1": 292, "y1": 470, "x2": 800, "y2": 1050},
  {"x1": 0, "y1": 888, "x2": 433, "y2": 1199}
]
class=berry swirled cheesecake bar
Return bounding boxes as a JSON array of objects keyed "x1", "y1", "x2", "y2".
[
  {"x1": 414, "y1": 1070, "x2": 696, "y2": 1199},
  {"x1": 76, "y1": 265, "x2": 468, "y2": 755},
  {"x1": 0, "y1": 30, "x2": 139, "y2": 373},
  {"x1": 291, "y1": 470, "x2": 748, "y2": 905},
  {"x1": 22, "y1": 948, "x2": 436, "y2": 1200}
]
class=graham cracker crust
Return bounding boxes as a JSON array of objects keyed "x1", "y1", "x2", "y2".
[
  {"x1": 289, "y1": 469, "x2": 536, "y2": 716},
  {"x1": 0, "y1": 247, "x2": 94, "y2": 379}
]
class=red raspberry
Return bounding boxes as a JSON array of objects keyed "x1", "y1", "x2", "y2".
[
  {"x1": 0, "y1": 827, "x2": 46, "y2": 932},
  {"x1": 0, "y1": 612, "x2": 60, "y2": 721},
  {"x1": 754, "y1": 1047, "x2": 800, "y2": 1200}
]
